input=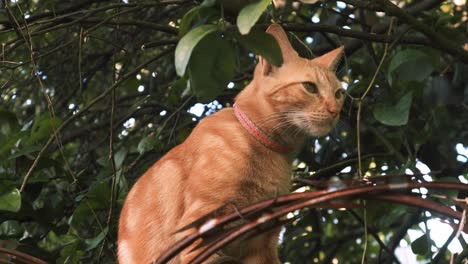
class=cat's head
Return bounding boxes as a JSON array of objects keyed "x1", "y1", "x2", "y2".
[{"x1": 253, "y1": 24, "x2": 345, "y2": 136}]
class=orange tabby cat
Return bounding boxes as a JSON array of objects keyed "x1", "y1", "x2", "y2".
[{"x1": 118, "y1": 24, "x2": 345, "y2": 264}]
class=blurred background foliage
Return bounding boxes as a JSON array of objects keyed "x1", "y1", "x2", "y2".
[{"x1": 0, "y1": 0, "x2": 467, "y2": 263}]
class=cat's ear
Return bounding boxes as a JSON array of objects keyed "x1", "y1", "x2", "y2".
[
  {"x1": 257, "y1": 24, "x2": 298, "y2": 76},
  {"x1": 258, "y1": 56, "x2": 274, "y2": 76},
  {"x1": 313, "y1": 46, "x2": 345, "y2": 71},
  {"x1": 265, "y1": 24, "x2": 298, "y2": 62}
]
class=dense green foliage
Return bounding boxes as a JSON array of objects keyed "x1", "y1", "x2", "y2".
[{"x1": 0, "y1": 0, "x2": 467, "y2": 263}]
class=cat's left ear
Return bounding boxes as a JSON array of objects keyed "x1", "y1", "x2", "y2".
[
  {"x1": 313, "y1": 46, "x2": 345, "y2": 71},
  {"x1": 258, "y1": 24, "x2": 298, "y2": 76},
  {"x1": 265, "y1": 24, "x2": 298, "y2": 61}
]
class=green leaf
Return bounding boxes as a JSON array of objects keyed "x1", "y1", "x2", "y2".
[
  {"x1": 238, "y1": 30, "x2": 283, "y2": 66},
  {"x1": 30, "y1": 114, "x2": 62, "y2": 143},
  {"x1": 388, "y1": 49, "x2": 435, "y2": 83},
  {"x1": 237, "y1": 0, "x2": 271, "y2": 35},
  {"x1": 0, "y1": 188, "x2": 21, "y2": 212},
  {"x1": 175, "y1": 24, "x2": 218, "y2": 76},
  {"x1": 188, "y1": 34, "x2": 236, "y2": 102},
  {"x1": 0, "y1": 220, "x2": 24, "y2": 237},
  {"x1": 179, "y1": 6, "x2": 205, "y2": 37},
  {"x1": 373, "y1": 92, "x2": 413, "y2": 126},
  {"x1": 137, "y1": 135, "x2": 160, "y2": 154},
  {"x1": 84, "y1": 227, "x2": 108, "y2": 251},
  {"x1": 58, "y1": 243, "x2": 83, "y2": 264},
  {"x1": 117, "y1": 170, "x2": 129, "y2": 201},
  {"x1": 424, "y1": 76, "x2": 451, "y2": 106},
  {"x1": 70, "y1": 179, "x2": 110, "y2": 228},
  {"x1": 411, "y1": 234, "x2": 430, "y2": 255},
  {"x1": 38, "y1": 231, "x2": 78, "y2": 252},
  {"x1": 0, "y1": 110, "x2": 19, "y2": 136},
  {"x1": 168, "y1": 77, "x2": 189, "y2": 104},
  {"x1": 0, "y1": 131, "x2": 26, "y2": 159},
  {"x1": 178, "y1": 6, "x2": 217, "y2": 37},
  {"x1": 8, "y1": 145, "x2": 42, "y2": 159},
  {"x1": 114, "y1": 148, "x2": 128, "y2": 169},
  {"x1": 201, "y1": 0, "x2": 217, "y2": 6}
]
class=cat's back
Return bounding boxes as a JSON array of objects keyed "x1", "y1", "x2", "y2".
[{"x1": 184, "y1": 107, "x2": 247, "y2": 153}]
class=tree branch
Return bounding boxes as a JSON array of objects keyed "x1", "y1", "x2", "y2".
[
  {"x1": 374, "y1": 0, "x2": 468, "y2": 63},
  {"x1": 19, "y1": 48, "x2": 174, "y2": 192},
  {"x1": 280, "y1": 24, "x2": 430, "y2": 46},
  {"x1": 349, "y1": 210, "x2": 402, "y2": 264},
  {"x1": 78, "y1": 18, "x2": 178, "y2": 34}
]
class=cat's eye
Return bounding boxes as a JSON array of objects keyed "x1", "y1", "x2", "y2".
[
  {"x1": 303, "y1": 82, "x2": 318, "y2": 94},
  {"x1": 335, "y1": 88, "x2": 345, "y2": 99}
]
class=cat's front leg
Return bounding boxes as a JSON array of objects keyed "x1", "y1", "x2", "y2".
[
  {"x1": 176, "y1": 203, "x2": 230, "y2": 264},
  {"x1": 177, "y1": 242, "x2": 218, "y2": 264},
  {"x1": 242, "y1": 247, "x2": 281, "y2": 264},
  {"x1": 240, "y1": 229, "x2": 282, "y2": 264},
  {"x1": 179, "y1": 249, "x2": 242, "y2": 264},
  {"x1": 177, "y1": 236, "x2": 243, "y2": 264}
]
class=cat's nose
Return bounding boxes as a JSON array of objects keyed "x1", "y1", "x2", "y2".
[
  {"x1": 326, "y1": 102, "x2": 339, "y2": 117},
  {"x1": 328, "y1": 109, "x2": 339, "y2": 118}
]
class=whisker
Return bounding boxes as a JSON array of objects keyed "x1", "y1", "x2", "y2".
[
  {"x1": 268, "y1": 119, "x2": 297, "y2": 134},
  {"x1": 255, "y1": 111, "x2": 297, "y2": 126}
]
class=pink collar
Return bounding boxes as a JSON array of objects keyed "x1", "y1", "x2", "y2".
[{"x1": 234, "y1": 103, "x2": 294, "y2": 154}]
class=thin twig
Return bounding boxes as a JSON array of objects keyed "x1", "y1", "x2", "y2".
[
  {"x1": 281, "y1": 24, "x2": 429, "y2": 45},
  {"x1": 374, "y1": 0, "x2": 468, "y2": 63},
  {"x1": 19, "y1": 48, "x2": 174, "y2": 191},
  {"x1": 349, "y1": 210, "x2": 402, "y2": 264},
  {"x1": 355, "y1": 19, "x2": 394, "y2": 263},
  {"x1": 357, "y1": 18, "x2": 394, "y2": 178}
]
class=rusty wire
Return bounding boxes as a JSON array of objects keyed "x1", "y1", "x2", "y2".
[
  {"x1": 153, "y1": 179, "x2": 468, "y2": 264},
  {"x1": 0, "y1": 248, "x2": 47, "y2": 264}
]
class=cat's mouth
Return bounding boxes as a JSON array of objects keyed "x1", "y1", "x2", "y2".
[
  {"x1": 288, "y1": 112, "x2": 339, "y2": 136},
  {"x1": 304, "y1": 117, "x2": 339, "y2": 136}
]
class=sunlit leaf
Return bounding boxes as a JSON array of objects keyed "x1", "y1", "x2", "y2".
[
  {"x1": 237, "y1": 0, "x2": 271, "y2": 35},
  {"x1": 0, "y1": 220, "x2": 24, "y2": 237},
  {"x1": 175, "y1": 24, "x2": 218, "y2": 76},
  {"x1": 0, "y1": 188, "x2": 21, "y2": 212}
]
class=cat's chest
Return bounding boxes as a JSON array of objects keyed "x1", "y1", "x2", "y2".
[{"x1": 238, "y1": 153, "x2": 292, "y2": 202}]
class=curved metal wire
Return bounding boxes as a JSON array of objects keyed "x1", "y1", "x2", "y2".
[{"x1": 154, "y1": 180, "x2": 468, "y2": 264}]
